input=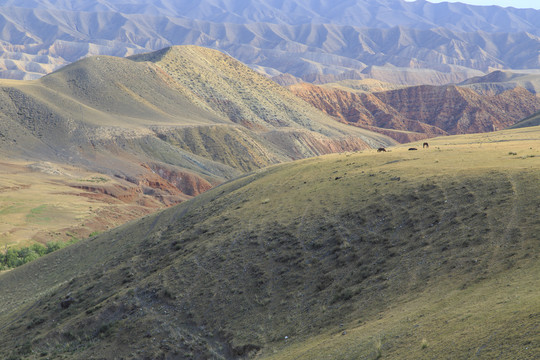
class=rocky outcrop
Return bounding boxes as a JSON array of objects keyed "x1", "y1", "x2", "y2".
[{"x1": 145, "y1": 163, "x2": 213, "y2": 197}]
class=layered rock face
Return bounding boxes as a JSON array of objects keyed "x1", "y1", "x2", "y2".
[{"x1": 289, "y1": 82, "x2": 540, "y2": 141}]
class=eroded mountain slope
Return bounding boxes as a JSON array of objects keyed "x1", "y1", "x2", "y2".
[{"x1": 289, "y1": 81, "x2": 540, "y2": 141}]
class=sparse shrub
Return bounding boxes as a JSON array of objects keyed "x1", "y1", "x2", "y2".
[
  {"x1": 331, "y1": 287, "x2": 354, "y2": 303},
  {"x1": 161, "y1": 288, "x2": 176, "y2": 300},
  {"x1": 18, "y1": 341, "x2": 33, "y2": 355},
  {"x1": 27, "y1": 317, "x2": 45, "y2": 329},
  {"x1": 97, "y1": 322, "x2": 117, "y2": 338},
  {"x1": 508, "y1": 152, "x2": 517, "y2": 156}
]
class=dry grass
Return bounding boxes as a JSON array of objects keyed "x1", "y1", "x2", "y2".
[
  {"x1": 0, "y1": 126, "x2": 539, "y2": 359},
  {"x1": 321, "y1": 79, "x2": 407, "y2": 94},
  {"x1": 0, "y1": 161, "x2": 158, "y2": 248}
]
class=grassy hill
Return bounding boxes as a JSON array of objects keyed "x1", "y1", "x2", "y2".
[
  {"x1": 0, "y1": 46, "x2": 394, "y2": 248},
  {"x1": 510, "y1": 111, "x2": 540, "y2": 129},
  {"x1": 0, "y1": 126, "x2": 538, "y2": 359}
]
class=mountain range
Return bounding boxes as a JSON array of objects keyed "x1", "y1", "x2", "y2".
[{"x1": 1, "y1": 0, "x2": 539, "y2": 84}]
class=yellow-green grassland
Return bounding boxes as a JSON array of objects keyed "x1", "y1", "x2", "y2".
[{"x1": 0, "y1": 125, "x2": 538, "y2": 359}]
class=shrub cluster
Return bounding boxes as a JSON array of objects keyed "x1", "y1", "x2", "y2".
[{"x1": 0, "y1": 241, "x2": 70, "y2": 270}]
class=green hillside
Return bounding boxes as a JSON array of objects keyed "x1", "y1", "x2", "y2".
[
  {"x1": 510, "y1": 111, "x2": 540, "y2": 129},
  {"x1": 0, "y1": 126, "x2": 539, "y2": 359}
]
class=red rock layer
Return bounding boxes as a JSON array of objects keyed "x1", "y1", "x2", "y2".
[{"x1": 289, "y1": 83, "x2": 540, "y2": 141}]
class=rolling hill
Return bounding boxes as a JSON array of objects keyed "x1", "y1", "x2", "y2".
[
  {"x1": 0, "y1": 0, "x2": 539, "y2": 84},
  {"x1": 0, "y1": 45, "x2": 393, "y2": 247},
  {"x1": 0, "y1": 126, "x2": 539, "y2": 359},
  {"x1": 510, "y1": 110, "x2": 540, "y2": 129}
]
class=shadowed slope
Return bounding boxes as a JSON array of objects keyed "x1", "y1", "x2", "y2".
[
  {"x1": 0, "y1": 126, "x2": 538, "y2": 359},
  {"x1": 510, "y1": 110, "x2": 540, "y2": 129}
]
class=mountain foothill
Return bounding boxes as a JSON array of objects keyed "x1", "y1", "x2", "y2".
[
  {"x1": 0, "y1": 45, "x2": 393, "y2": 246},
  {"x1": 0, "y1": 122, "x2": 539, "y2": 359}
]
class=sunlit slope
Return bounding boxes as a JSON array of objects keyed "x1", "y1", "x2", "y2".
[
  {"x1": 0, "y1": 126, "x2": 538, "y2": 359},
  {"x1": 131, "y1": 46, "x2": 393, "y2": 147},
  {"x1": 0, "y1": 46, "x2": 393, "y2": 169},
  {"x1": 0, "y1": 46, "x2": 394, "y2": 247}
]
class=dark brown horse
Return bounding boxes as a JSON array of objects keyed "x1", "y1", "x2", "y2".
[
  {"x1": 377, "y1": 147, "x2": 386, "y2": 152},
  {"x1": 423, "y1": 142, "x2": 429, "y2": 148},
  {"x1": 408, "y1": 147, "x2": 418, "y2": 151}
]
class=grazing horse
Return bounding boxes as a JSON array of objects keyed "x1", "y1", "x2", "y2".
[
  {"x1": 423, "y1": 142, "x2": 429, "y2": 148},
  {"x1": 409, "y1": 147, "x2": 418, "y2": 151},
  {"x1": 377, "y1": 147, "x2": 386, "y2": 152}
]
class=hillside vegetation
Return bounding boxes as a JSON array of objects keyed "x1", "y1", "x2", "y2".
[
  {"x1": 0, "y1": 46, "x2": 392, "y2": 247},
  {"x1": 0, "y1": 126, "x2": 538, "y2": 359}
]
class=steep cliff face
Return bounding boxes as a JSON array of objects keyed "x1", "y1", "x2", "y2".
[{"x1": 289, "y1": 83, "x2": 540, "y2": 140}]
